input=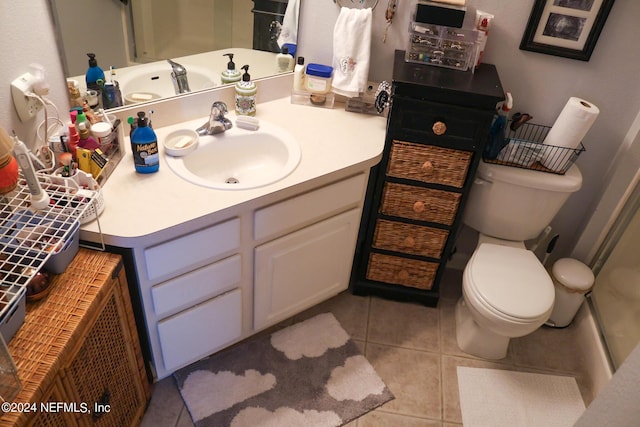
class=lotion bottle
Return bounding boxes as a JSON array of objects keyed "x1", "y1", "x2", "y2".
[
  {"x1": 293, "y1": 56, "x2": 305, "y2": 91},
  {"x1": 276, "y1": 46, "x2": 294, "y2": 72},
  {"x1": 235, "y1": 65, "x2": 256, "y2": 116},
  {"x1": 221, "y1": 53, "x2": 241, "y2": 84},
  {"x1": 130, "y1": 111, "x2": 159, "y2": 173}
]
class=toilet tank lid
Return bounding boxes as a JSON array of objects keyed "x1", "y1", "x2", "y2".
[{"x1": 478, "y1": 161, "x2": 582, "y2": 193}]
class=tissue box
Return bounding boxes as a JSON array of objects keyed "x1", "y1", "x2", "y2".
[{"x1": 415, "y1": 1, "x2": 466, "y2": 28}]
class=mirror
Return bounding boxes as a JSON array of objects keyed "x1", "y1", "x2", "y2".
[{"x1": 48, "y1": 0, "x2": 300, "y2": 109}]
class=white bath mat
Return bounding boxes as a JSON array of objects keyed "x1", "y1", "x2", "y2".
[{"x1": 457, "y1": 367, "x2": 585, "y2": 427}]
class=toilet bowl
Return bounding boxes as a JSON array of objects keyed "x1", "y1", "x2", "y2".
[{"x1": 455, "y1": 241, "x2": 555, "y2": 359}]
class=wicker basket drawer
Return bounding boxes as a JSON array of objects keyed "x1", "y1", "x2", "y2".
[
  {"x1": 366, "y1": 253, "x2": 438, "y2": 290},
  {"x1": 387, "y1": 141, "x2": 472, "y2": 188},
  {"x1": 380, "y1": 182, "x2": 461, "y2": 225},
  {"x1": 372, "y1": 219, "x2": 449, "y2": 258}
]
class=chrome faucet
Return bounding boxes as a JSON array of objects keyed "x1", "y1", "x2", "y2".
[
  {"x1": 167, "y1": 59, "x2": 190, "y2": 94},
  {"x1": 196, "y1": 101, "x2": 233, "y2": 135}
]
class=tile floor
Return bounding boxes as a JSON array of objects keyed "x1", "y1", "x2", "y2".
[{"x1": 140, "y1": 268, "x2": 594, "y2": 426}]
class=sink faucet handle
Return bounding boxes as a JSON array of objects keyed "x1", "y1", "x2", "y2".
[{"x1": 211, "y1": 101, "x2": 229, "y2": 119}]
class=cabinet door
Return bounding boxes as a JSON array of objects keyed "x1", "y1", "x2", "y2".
[
  {"x1": 254, "y1": 209, "x2": 361, "y2": 330},
  {"x1": 61, "y1": 285, "x2": 149, "y2": 427}
]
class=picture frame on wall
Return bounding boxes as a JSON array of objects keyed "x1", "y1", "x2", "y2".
[{"x1": 520, "y1": 0, "x2": 615, "y2": 61}]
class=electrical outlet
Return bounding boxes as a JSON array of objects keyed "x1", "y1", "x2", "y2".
[{"x1": 11, "y1": 72, "x2": 43, "y2": 122}]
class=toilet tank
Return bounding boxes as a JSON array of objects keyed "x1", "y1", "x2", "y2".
[{"x1": 463, "y1": 161, "x2": 582, "y2": 241}]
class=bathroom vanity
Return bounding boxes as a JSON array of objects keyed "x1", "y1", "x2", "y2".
[
  {"x1": 350, "y1": 50, "x2": 504, "y2": 306},
  {"x1": 79, "y1": 87, "x2": 386, "y2": 380}
]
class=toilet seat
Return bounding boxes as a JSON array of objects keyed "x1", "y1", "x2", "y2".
[{"x1": 465, "y1": 243, "x2": 554, "y2": 321}]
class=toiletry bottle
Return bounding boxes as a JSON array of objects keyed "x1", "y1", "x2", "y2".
[
  {"x1": 485, "y1": 92, "x2": 513, "y2": 160},
  {"x1": 221, "y1": 53, "x2": 241, "y2": 84},
  {"x1": 130, "y1": 111, "x2": 159, "y2": 173},
  {"x1": 276, "y1": 46, "x2": 294, "y2": 72},
  {"x1": 75, "y1": 110, "x2": 90, "y2": 130},
  {"x1": 293, "y1": 56, "x2": 305, "y2": 91},
  {"x1": 77, "y1": 122, "x2": 100, "y2": 150},
  {"x1": 85, "y1": 53, "x2": 105, "y2": 101},
  {"x1": 235, "y1": 65, "x2": 257, "y2": 116},
  {"x1": 68, "y1": 123, "x2": 80, "y2": 161},
  {"x1": 66, "y1": 79, "x2": 83, "y2": 108}
]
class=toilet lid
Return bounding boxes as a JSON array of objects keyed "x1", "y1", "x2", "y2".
[{"x1": 467, "y1": 243, "x2": 555, "y2": 320}]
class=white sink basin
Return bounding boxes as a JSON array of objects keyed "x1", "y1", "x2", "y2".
[
  {"x1": 118, "y1": 63, "x2": 218, "y2": 104},
  {"x1": 165, "y1": 120, "x2": 302, "y2": 190}
]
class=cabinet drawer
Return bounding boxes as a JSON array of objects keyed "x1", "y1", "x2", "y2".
[
  {"x1": 390, "y1": 97, "x2": 490, "y2": 146},
  {"x1": 387, "y1": 140, "x2": 472, "y2": 188},
  {"x1": 144, "y1": 218, "x2": 240, "y2": 282},
  {"x1": 254, "y1": 173, "x2": 366, "y2": 241},
  {"x1": 152, "y1": 254, "x2": 241, "y2": 318},
  {"x1": 372, "y1": 219, "x2": 449, "y2": 258},
  {"x1": 366, "y1": 253, "x2": 438, "y2": 290},
  {"x1": 157, "y1": 289, "x2": 242, "y2": 373},
  {"x1": 380, "y1": 182, "x2": 461, "y2": 225}
]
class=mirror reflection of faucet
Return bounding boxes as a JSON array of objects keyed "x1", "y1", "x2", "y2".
[
  {"x1": 167, "y1": 59, "x2": 190, "y2": 94},
  {"x1": 196, "y1": 101, "x2": 233, "y2": 136}
]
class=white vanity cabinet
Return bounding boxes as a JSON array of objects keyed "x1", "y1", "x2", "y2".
[{"x1": 129, "y1": 172, "x2": 370, "y2": 380}]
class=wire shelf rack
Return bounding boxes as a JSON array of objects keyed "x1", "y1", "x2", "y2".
[
  {"x1": 0, "y1": 174, "x2": 97, "y2": 332},
  {"x1": 483, "y1": 121, "x2": 586, "y2": 175}
]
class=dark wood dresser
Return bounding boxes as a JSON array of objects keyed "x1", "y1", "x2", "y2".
[{"x1": 350, "y1": 50, "x2": 504, "y2": 306}]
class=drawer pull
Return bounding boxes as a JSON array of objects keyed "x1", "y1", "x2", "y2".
[
  {"x1": 397, "y1": 270, "x2": 410, "y2": 281},
  {"x1": 413, "y1": 201, "x2": 425, "y2": 213},
  {"x1": 432, "y1": 121, "x2": 447, "y2": 136},
  {"x1": 403, "y1": 236, "x2": 416, "y2": 248},
  {"x1": 421, "y1": 160, "x2": 434, "y2": 175}
]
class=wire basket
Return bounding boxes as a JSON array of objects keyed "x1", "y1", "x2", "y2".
[{"x1": 483, "y1": 121, "x2": 586, "y2": 175}]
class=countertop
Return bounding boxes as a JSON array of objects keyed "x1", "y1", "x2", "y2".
[{"x1": 80, "y1": 96, "x2": 386, "y2": 247}]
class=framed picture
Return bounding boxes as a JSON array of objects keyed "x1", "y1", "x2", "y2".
[{"x1": 520, "y1": 0, "x2": 615, "y2": 61}]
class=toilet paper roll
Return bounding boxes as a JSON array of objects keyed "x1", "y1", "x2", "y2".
[{"x1": 540, "y1": 97, "x2": 599, "y2": 171}]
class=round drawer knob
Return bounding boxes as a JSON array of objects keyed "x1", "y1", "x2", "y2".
[
  {"x1": 421, "y1": 160, "x2": 434, "y2": 174},
  {"x1": 403, "y1": 236, "x2": 416, "y2": 248},
  {"x1": 397, "y1": 270, "x2": 410, "y2": 281},
  {"x1": 413, "y1": 201, "x2": 425, "y2": 213},
  {"x1": 432, "y1": 121, "x2": 447, "y2": 136}
]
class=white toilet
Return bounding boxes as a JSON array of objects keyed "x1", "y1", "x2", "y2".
[{"x1": 455, "y1": 160, "x2": 583, "y2": 359}]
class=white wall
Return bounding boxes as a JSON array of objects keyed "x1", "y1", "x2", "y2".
[
  {"x1": 0, "y1": 1, "x2": 69, "y2": 150},
  {"x1": 299, "y1": 0, "x2": 640, "y2": 265}
]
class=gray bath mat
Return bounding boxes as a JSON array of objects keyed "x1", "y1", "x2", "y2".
[
  {"x1": 457, "y1": 367, "x2": 585, "y2": 427},
  {"x1": 174, "y1": 313, "x2": 394, "y2": 426}
]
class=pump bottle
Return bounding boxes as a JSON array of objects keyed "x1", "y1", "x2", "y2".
[
  {"x1": 85, "y1": 53, "x2": 105, "y2": 96},
  {"x1": 130, "y1": 111, "x2": 159, "y2": 173},
  {"x1": 235, "y1": 65, "x2": 257, "y2": 116},
  {"x1": 221, "y1": 53, "x2": 241, "y2": 84}
]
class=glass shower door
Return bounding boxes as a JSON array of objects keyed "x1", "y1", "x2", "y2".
[{"x1": 589, "y1": 181, "x2": 640, "y2": 369}]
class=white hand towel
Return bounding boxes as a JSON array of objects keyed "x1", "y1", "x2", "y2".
[
  {"x1": 278, "y1": 0, "x2": 300, "y2": 47},
  {"x1": 332, "y1": 7, "x2": 372, "y2": 98}
]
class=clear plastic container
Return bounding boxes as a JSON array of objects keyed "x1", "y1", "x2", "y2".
[{"x1": 405, "y1": 21, "x2": 478, "y2": 71}]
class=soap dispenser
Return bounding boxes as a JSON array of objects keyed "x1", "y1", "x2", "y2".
[
  {"x1": 130, "y1": 111, "x2": 159, "y2": 173},
  {"x1": 235, "y1": 65, "x2": 256, "y2": 116},
  {"x1": 85, "y1": 53, "x2": 105, "y2": 94},
  {"x1": 221, "y1": 53, "x2": 241, "y2": 84}
]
